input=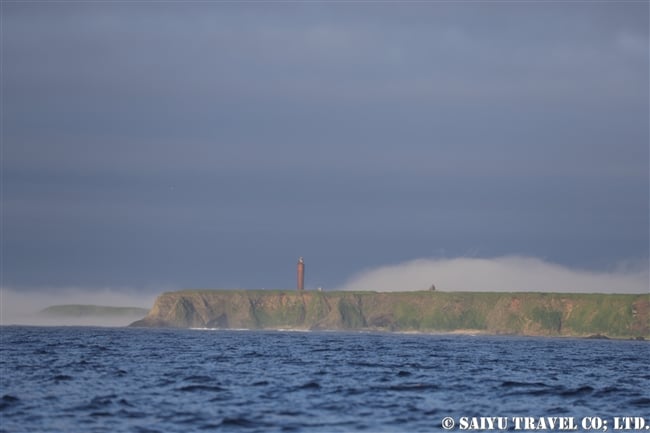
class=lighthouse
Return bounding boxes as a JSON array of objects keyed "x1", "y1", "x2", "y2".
[{"x1": 297, "y1": 257, "x2": 305, "y2": 291}]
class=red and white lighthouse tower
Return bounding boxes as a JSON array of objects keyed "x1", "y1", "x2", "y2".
[{"x1": 297, "y1": 257, "x2": 305, "y2": 291}]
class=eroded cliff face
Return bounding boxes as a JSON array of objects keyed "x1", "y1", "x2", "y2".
[{"x1": 130, "y1": 290, "x2": 650, "y2": 338}]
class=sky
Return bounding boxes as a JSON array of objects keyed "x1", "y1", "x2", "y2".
[{"x1": 2, "y1": 1, "x2": 649, "y2": 311}]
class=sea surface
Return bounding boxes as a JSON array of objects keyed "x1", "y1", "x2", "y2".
[{"x1": 1, "y1": 327, "x2": 649, "y2": 433}]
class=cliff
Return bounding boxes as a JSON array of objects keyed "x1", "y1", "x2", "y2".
[{"x1": 130, "y1": 290, "x2": 650, "y2": 339}]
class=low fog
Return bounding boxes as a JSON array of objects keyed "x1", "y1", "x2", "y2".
[
  {"x1": 2, "y1": 256, "x2": 648, "y2": 327},
  {"x1": 1, "y1": 288, "x2": 157, "y2": 327},
  {"x1": 338, "y1": 256, "x2": 649, "y2": 294}
]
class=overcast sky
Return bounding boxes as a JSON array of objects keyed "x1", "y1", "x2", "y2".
[{"x1": 3, "y1": 2, "x2": 649, "y2": 296}]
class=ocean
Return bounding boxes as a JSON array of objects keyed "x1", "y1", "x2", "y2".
[{"x1": 1, "y1": 327, "x2": 648, "y2": 432}]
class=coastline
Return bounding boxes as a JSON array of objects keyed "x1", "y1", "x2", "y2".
[
  {"x1": 183, "y1": 326, "x2": 648, "y2": 341},
  {"x1": 130, "y1": 289, "x2": 650, "y2": 339}
]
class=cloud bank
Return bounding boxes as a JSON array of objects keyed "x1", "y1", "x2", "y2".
[
  {"x1": 338, "y1": 256, "x2": 649, "y2": 294},
  {"x1": 0, "y1": 288, "x2": 157, "y2": 327}
]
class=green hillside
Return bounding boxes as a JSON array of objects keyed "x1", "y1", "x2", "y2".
[{"x1": 130, "y1": 290, "x2": 649, "y2": 339}]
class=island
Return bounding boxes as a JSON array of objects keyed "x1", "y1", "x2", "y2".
[
  {"x1": 130, "y1": 290, "x2": 649, "y2": 339},
  {"x1": 41, "y1": 305, "x2": 150, "y2": 319}
]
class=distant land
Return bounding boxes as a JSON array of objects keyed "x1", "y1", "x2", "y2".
[
  {"x1": 40, "y1": 305, "x2": 150, "y2": 318},
  {"x1": 130, "y1": 290, "x2": 649, "y2": 339}
]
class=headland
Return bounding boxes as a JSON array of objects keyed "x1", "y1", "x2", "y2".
[
  {"x1": 130, "y1": 290, "x2": 649, "y2": 339},
  {"x1": 41, "y1": 304, "x2": 150, "y2": 318}
]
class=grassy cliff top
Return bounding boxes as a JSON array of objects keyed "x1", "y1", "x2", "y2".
[
  {"x1": 165, "y1": 288, "x2": 646, "y2": 298},
  {"x1": 135, "y1": 289, "x2": 649, "y2": 338}
]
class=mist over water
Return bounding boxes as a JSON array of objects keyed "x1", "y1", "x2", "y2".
[
  {"x1": 2, "y1": 256, "x2": 648, "y2": 327},
  {"x1": 338, "y1": 256, "x2": 649, "y2": 294},
  {"x1": 0, "y1": 288, "x2": 156, "y2": 327}
]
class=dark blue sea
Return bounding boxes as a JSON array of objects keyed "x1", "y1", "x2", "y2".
[{"x1": 1, "y1": 327, "x2": 649, "y2": 433}]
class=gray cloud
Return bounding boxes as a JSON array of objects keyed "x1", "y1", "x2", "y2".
[
  {"x1": 3, "y1": 2, "x2": 648, "y2": 291},
  {"x1": 5, "y1": 2, "x2": 648, "y2": 182}
]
